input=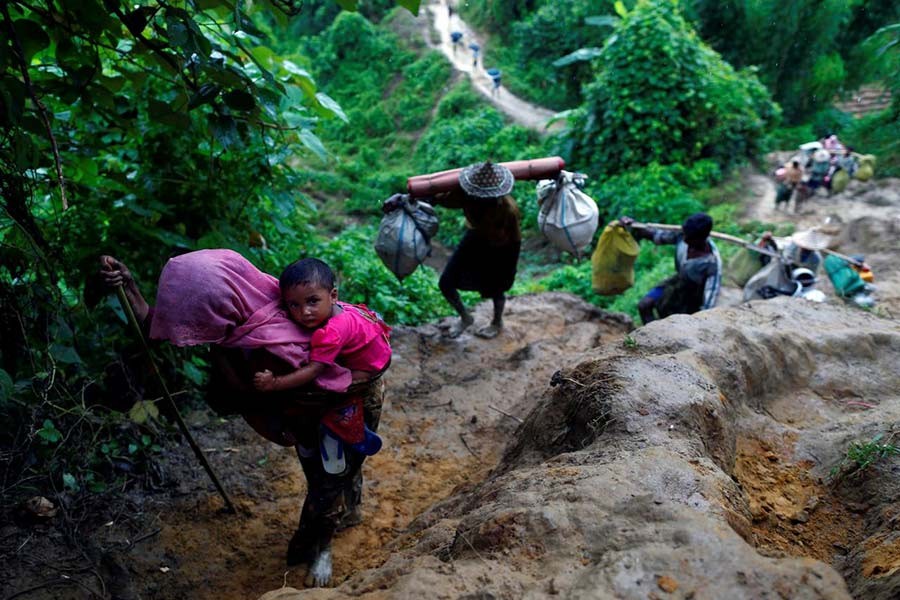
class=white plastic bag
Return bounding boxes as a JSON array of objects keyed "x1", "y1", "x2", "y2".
[
  {"x1": 375, "y1": 196, "x2": 439, "y2": 280},
  {"x1": 536, "y1": 170, "x2": 599, "y2": 256},
  {"x1": 742, "y1": 258, "x2": 799, "y2": 301}
]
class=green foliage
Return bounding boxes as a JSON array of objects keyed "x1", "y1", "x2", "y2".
[
  {"x1": 810, "y1": 53, "x2": 847, "y2": 105},
  {"x1": 830, "y1": 432, "x2": 900, "y2": 481},
  {"x1": 459, "y1": 0, "x2": 541, "y2": 33},
  {"x1": 568, "y1": 0, "x2": 778, "y2": 178},
  {"x1": 481, "y1": 0, "x2": 617, "y2": 110},
  {"x1": 274, "y1": 0, "x2": 398, "y2": 41},
  {"x1": 685, "y1": 0, "x2": 875, "y2": 121},
  {"x1": 302, "y1": 225, "x2": 452, "y2": 325},
  {"x1": 845, "y1": 110, "x2": 900, "y2": 176},
  {"x1": 864, "y1": 23, "x2": 900, "y2": 109},
  {"x1": 0, "y1": 0, "x2": 420, "y2": 502},
  {"x1": 296, "y1": 12, "x2": 453, "y2": 217},
  {"x1": 536, "y1": 243, "x2": 677, "y2": 321},
  {"x1": 587, "y1": 160, "x2": 719, "y2": 226}
]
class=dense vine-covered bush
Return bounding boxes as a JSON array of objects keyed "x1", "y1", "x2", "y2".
[
  {"x1": 568, "y1": 0, "x2": 778, "y2": 178},
  {"x1": 587, "y1": 160, "x2": 719, "y2": 225},
  {"x1": 458, "y1": 0, "x2": 540, "y2": 34}
]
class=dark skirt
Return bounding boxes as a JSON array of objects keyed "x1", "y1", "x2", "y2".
[{"x1": 441, "y1": 230, "x2": 521, "y2": 297}]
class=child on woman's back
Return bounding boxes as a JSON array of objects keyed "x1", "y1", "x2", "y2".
[{"x1": 253, "y1": 258, "x2": 391, "y2": 455}]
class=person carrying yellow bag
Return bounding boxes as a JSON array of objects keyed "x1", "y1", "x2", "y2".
[
  {"x1": 591, "y1": 220, "x2": 640, "y2": 295},
  {"x1": 619, "y1": 214, "x2": 722, "y2": 325}
]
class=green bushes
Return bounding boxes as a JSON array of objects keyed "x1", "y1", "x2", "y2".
[
  {"x1": 480, "y1": 0, "x2": 615, "y2": 110},
  {"x1": 568, "y1": 0, "x2": 778, "y2": 179},
  {"x1": 845, "y1": 110, "x2": 900, "y2": 176},
  {"x1": 586, "y1": 160, "x2": 719, "y2": 226},
  {"x1": 307, "y1": 225, "x2": 452, "y2": 325},
  {"x1": 685, "y1": 0, "x2": 856, "y2": 120}
]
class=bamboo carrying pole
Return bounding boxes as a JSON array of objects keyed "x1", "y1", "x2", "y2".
[
  {"x1": 630, "y1": 222, "x2": 864, "y2": 267},
  {"x1": 115, "y1": 286, "x2": 237, "y2": 514}
]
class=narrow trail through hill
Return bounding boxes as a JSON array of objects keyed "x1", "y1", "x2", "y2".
[{"x1": 420, "y1": 0, "x2": 562, "y2": 133}]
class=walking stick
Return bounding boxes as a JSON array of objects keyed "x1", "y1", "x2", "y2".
[
  {"x1": 115, "y1": 286, "x2": 237, "y2": 514},
  {"x1": 631, "y1": 222, "x2": 864, "y2": 266},
  {"x1": 629, "y1": 222, "x2": 782, "y2": 260}
]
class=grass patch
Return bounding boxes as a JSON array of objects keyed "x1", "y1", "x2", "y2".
[{"x1": 830, "y1": 432, "x2": 900, "y2": 482}]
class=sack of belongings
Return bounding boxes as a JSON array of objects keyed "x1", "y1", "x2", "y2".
[
  {"x1": 824, "y1": 255, "x2": 867, "y2": 298},
  {"x1": 591, "y1": 221, "x2": 640, "y2": 295},
  {"x1": 743, "y1": 258, "x2": 799, "y2": 301},
  {"x1": 375, "y1": 195, "x2": 439, "y2": 280},
  {"x1": 535, "y1": 170, "x2": 599, "y2": 257},
  {"x1": 727, "y1": 247, "x2": 764, "y2": 287},
  {"x1": 831, "y1": 169, "x2": 851, "y2": 193}
]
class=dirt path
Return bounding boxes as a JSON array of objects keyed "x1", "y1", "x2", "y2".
[{"x1": 422, "y1": 0, "x2": 562, "y2": 133}]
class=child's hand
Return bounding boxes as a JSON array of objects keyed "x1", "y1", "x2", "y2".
[{"x1": 253, "y1": 370, "x2": 277, "y2": 392}]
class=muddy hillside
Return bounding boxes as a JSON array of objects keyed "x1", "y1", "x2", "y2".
[
  {"x1": 5, "y1": 174, "x2": 900, "y2": 600},
  {"x1": 261, "y1": 298, "x2": 900, "y2": 600},
  {"x1": 0, "y1": 293, "x2": 630, "y2": 600}
]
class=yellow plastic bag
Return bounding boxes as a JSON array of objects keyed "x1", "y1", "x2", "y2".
[
  {"x1": 858, "y1": 154, "x2": 876, "y2": 169},
  {"x1": 591, "y1": 221, "x2": 640, "y2": 295}
]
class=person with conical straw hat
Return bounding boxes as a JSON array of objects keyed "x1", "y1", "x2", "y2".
[{"x1": 430, "y1": 161, "x2": 521, "y2": 339}]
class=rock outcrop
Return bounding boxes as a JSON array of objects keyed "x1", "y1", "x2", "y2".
[{"x1": 263, "y1": 297, "x2": 900, "y2": 599}]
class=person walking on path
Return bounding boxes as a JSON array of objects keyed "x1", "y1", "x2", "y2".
[
  {"x1": 774, "y1": 159, "x2": 803, "y2": 210},
  {"x1": 620, "y1": 213, "x2": 722, "y2": 325},
  {"x1": 389, "y1": 162, "x2": 521, "y2": 338},
  {"x1": 487, "y1": 68, "x2": 501, "y2": 97},
  {"x1": 98, "y1": 251, "x2": 386, "y2": 588},
  {"x1": 451, "y1": 30, "x2": 463, "y2": 54},
  {"x1": 469, "y1": 42, "x2": 480, "y2": 69}
]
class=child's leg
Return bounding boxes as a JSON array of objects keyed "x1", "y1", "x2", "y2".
[{"x1": 340, "y1": 380, "x2": 385, "y2": 527}]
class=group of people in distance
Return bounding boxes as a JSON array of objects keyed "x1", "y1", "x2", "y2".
[{"x1": 775, "y1": 134, "x2": 859, "y2": 212}]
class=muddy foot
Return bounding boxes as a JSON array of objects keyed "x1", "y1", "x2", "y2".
[
  {"x1": 474, "y1": 323, "x2": 502, "y2": 339},
  {"x1": 445, "y1": 315, "x2": 474, "y2": 338},
  {"x1": 304, "y1": 548, "x2": 333, "y2": 587}
]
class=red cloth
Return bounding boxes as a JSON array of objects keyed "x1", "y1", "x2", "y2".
[
  {"x1": 321, "y1": 397, "x2": 365, "y2": 444},
  {"x1": 149, "y1": 249, "x2": 351, "y2": 391}
]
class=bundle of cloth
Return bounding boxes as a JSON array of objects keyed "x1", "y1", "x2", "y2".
[{"x1": 150, "y1": 248, "x2": 352, "y2": 391}]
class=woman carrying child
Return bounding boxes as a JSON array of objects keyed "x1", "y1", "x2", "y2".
[
  {"x1": 99, "y1": 250, "x2": 390, "y2": 587},
  {"x1": 252, "y1": 257, "x2": 391, "y2": 584}
]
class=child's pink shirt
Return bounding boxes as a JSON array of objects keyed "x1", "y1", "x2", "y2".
[{"x1": 309, "y1": 302, "x2": 391, "y2": 377}]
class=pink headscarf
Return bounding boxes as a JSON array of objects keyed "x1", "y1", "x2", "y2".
[{"x1": 149, "y1": 249, "x2": 351, "y2": 392}]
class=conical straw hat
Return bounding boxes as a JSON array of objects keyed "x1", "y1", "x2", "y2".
[
  {"x1": 459, "y1": 161, "x2": 515, "y2": 199},
  {"x1": 791, "y1": 229, "x2": 832, "y2": 250}
]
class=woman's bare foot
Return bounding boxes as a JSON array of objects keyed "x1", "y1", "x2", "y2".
[
  {"x1": 305, "y1": 548, "x2": 333, "y2": 587},
  {"x1": 474, "y1": 322, "x2": 502, "y2": 339},
  {"x1": 446, "y1": 314, "x2": 474, "y2": 338}
]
